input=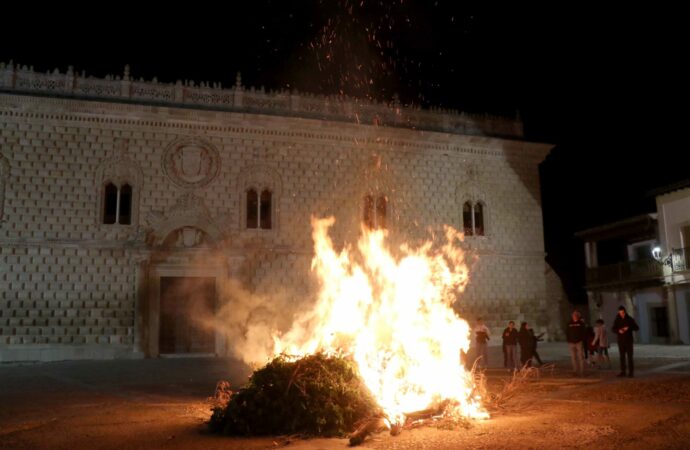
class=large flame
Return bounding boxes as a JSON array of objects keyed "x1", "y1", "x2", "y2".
[{"x1": 274, "y1": 216, "x2": 488, "y2": 423}]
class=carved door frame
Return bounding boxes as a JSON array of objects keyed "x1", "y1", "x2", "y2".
[{"x1": 146, "y1": 255, "x2": 227, "y2": 357}]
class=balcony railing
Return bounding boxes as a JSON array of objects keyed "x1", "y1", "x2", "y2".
[
  {"x1": 585, "y1": 259, "x2": 664, "y2": 287},
  {"x1": 671, "y1": 247, "x2": 690, "y2": 272}
]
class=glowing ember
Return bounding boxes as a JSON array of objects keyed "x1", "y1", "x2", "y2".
[{"x1": 274, "y1": 216, "x2": 488, "y2": 424}]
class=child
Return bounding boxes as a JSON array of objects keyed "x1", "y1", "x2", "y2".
[{"x1": 591, "y1": 318, "x2": 611, "y2": 369}]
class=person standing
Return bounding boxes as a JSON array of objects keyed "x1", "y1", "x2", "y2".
[
  {"x1": 518, "y1": 322, "x2": 535, "y2": 368},
  {"x1": 591, "y1": 318, "x2": 611, "y2": 369},
  {"x1": 566, "y1": 310, "x2": 586, "y2": 376},
  {"x1": 532, "y1": 330, "x2": 545, "y2": 366},
  {"x1": 584, "y1": 321, "x2": 596, "y2": 368},
  {"x1": 473, "y1": 318, "x2": 490, "y2": 369},
  {"x1": 612, "y1": 305, "x2": 639, "y2": 377},
  {"x1": 502, "y1": 321, "x2": 519, "y2": 372}
]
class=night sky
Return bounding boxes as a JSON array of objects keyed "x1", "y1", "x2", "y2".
[{"x1": 1, "y1": 2, "x2": 686, "y2": 304}]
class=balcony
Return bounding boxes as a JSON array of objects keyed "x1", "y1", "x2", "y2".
[
  {"x1": 671, "y1": 247, "x2": 690, "y2": 272},
  {"x1": 585, "y1": 259, "x2": 664, "y2": 288}
]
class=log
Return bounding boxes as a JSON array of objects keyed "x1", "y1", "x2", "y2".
[
  {"x1": 389, "y1": 421, "x2": 403, "y2": 436},
  {"x1": 349, "y1": 400, "x2": 452, "y2": 445},
  {"x1": 348, "y1": 417, "x2": 388, "y2": 446},
  {"x1": 403, "y1": 400, "x2": 450, "y2": 423}
]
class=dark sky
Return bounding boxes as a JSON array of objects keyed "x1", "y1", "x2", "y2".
[{"x1": 1, "y1": 2, "x2": 687, "y2": 304}]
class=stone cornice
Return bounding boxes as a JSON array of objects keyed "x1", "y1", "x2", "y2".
[{"x1": 0, "y1": 61, "x2": 523, "y2": 140}]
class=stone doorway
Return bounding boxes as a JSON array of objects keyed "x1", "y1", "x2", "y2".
[{"x1": 159, "y1": 276, "x2": 216, "y2": 354}]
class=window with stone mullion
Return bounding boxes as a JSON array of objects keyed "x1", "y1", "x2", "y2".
[{"x1": 102, "y1": 182, "x2": 133, "y2": 225}]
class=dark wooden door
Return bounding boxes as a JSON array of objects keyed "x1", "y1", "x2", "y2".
[{"x1": 159, "y1": 277, "x2": 216, "y2": 354}]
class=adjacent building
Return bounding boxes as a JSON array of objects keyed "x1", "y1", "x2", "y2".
[{"x1": 578, "y1": 182, "x2": 690, "y2": 344}]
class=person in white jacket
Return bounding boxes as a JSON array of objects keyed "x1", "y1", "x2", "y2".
[{"x1": 591, "y1": 318, "x2": 611, "y2": 369}]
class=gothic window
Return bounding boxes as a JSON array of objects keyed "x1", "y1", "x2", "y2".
[
  {"x1": 463, "y1": 202, "x2": 473, "y2": 236},
  {"x1": 463, "y1": 200, "x2": 487, "y2": 237},
  {"x1": 119, "y1": 184, "x2": 132, "y2": 225},
  {"x1": 260, "y1": 190, "x2": 272, "y2": 230},
  {"x1": 0, "y1": 153, "x2": 10, "y2": 222},
  {"x1": 376, "y1": 195, "x2": 387, "y2": 230},
  {"x1": 102, "y1": 182, "x2": 134, "y2": 225},
  {"x1": 95, "y1": 142, "x2": 142, "y2": 228},
  {"x1": 364, "y1": 195, "x2": 387, "y2": 230},
  {"x1": 246, "y1": 188, "x2": 273, "y2": 230},
  {"x1": 474, "y1": 202, "x2": 484, "y2": 236},
  {"x1": 363, "y1": 195, "x2": 374, "y2": 229},
  {"x1": 239, "y1": 165, "x2": 281, "y2": 232},
  {"x1": 246, "y1": 189, "x2": 258, "y2": 228},
  {"x1": 103, "y1": 183, "x2": 118, "y2": 224}
]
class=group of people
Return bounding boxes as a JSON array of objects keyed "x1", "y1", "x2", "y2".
[
  {"x1": 472, "y1": 305, "x2": 640, "y2": 377},
  {"x1": 472, "y1": 318, "x2": 544, "y2": 371},
  {"x1": 567, "y1": 305, "x2": 639, "y2": 377}
]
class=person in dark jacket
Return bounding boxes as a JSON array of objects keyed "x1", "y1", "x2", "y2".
[
  {"x1": 584, "y1": 322, "x2": 598, "y2": 368},
  {"x1": 566, "y1": 310, "x2": 587, "y2": 376},
  {"x1": 533, "y1": 330, "x2": 545, "y2": 366},
  {"x1": 502, "y1": 321, "x2": 519, "y2": 371},
  {"x1": 612, "y1": 305, "x2": 639, "y2": 377},
  {"x1": 518, "y1": 322, "x2": 537, "y2": 368}
]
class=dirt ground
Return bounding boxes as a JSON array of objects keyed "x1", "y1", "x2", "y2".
[{"x1": 1, "y1": 346, "x2": 690, "y2": 450}]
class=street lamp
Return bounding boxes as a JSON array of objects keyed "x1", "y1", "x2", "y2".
[{"x1": 652, "y1": 246, "x2": 672, "y2": 266}]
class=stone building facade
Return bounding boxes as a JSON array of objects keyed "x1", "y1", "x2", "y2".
[{"x1": 0, "y1": 62, "x2": 559, "y2": 361}]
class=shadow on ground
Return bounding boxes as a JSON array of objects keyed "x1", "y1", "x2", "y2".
[{"x1": 1, "y1": 344, "x2": 689, "y2": 449}]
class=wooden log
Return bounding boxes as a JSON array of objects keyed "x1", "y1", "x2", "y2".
[
  {"x1": 349, "y1": 400, "x2": 452, "y2": 445},
  {"x1": 348, "y1": 417, "x2": 388, "y2": 446},
  {"x1": 403, "y1": 400, "x2": 450, "y2": 423},
  {"x1": 389, "y1": 421, "x2": 403, "y2": 436}
]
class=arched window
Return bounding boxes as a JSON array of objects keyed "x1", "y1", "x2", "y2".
[
  {"x1": 0, "y1": 153, "x2": 9, "y2": 222},
  {"x1": 103, "y1": 183, "x2": 118, "y2": 224},
  {"x1": 246, "y1": 189, "x2": 258, "y2": 228},
  {"x1": 260, "y1": 190, "x2": 272, "y2": 229},
  {"x1": 102, "y1": 182, "x2": 134, "y2": 225},
  {"x1": 376, "y1": 195, "x2": 387, "y2": 230},
  {"x1": 363, "y1": 195, "x2": 374, "y2": 229},
  {"x1": 96, "y1": 142, "x2": 142, "y2": 228},
  {"x1": 239, "y1": 165, "x2": 281, "y2": 232},
  {"x1": 119, "y1": 184, "x2": 132, "y2": 225},
  {"x1": 246, "y1": 188, "x2": 273, "y2": 230},
  {"x1": 462, "y1": 200, "x2": 487, "y2": 237},
  {"x1": 474, "y1": 202, "x2": 484, "y2": 236},
  {"x1": 364, "y1": 195, "x2": 387, "y2": 230},
  {"x1": 463, "y1": 202, "x2": 473, "y2": 236}
]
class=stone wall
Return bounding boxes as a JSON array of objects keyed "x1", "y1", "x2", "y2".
[{"x1": 0, "y1": 90, "x2": 556, "y2": 361}]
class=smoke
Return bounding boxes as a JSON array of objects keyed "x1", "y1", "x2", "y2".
[
  {"x1": 207, "y1": 277, "x2": 307, "y2": 366},
  {"x1": 155, "y1": 234, "x2": 316, "y2": 365}
]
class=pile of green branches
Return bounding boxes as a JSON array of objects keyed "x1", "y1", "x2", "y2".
[{"x1": 209, "y1": 353, "x2": 381, "y2": 437}]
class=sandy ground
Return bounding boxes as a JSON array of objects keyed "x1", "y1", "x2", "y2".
[{"x1": 1, "y1": 344, "x2": 689, "y2": 450}]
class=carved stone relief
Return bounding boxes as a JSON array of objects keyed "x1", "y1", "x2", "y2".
[
  {"x1": 147, "y1": 192, "x2": 222, "y2": 246},
  {"x1": 162, "y1": 139, "x2": 220, "y2": 189}
]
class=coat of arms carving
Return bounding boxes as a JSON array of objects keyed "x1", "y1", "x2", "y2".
[{"x1": 162, "y1": 139, "x2": 220, "y2": 189}]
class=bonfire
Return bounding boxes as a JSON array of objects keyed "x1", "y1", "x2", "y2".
[{"x1": 211, "y1": 217, "x2": 488, "y2": 444}]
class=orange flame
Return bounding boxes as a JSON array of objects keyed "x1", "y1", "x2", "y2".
[{"x1": 274, "y1": 216, "x2": 488, "y2": 423}]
